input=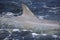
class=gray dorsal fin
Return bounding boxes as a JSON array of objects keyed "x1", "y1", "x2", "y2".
[
  {"x1": 22, "y1": 4, "x2": 36, "y2": 17},
  {"x1": 21, "y1": 4, "x2": 40, "y2": 22}
]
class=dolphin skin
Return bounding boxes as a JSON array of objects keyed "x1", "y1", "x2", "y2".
[{"x1": 0, "y1": 4, "x2": 60, "y2": 34}]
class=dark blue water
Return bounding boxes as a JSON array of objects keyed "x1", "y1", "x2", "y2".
[{"x1": 0, "y1": 0, "x2": 60, "y2": 20}]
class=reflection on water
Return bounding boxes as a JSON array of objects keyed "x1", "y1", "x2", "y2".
[{"x1": 0, "y1": 29, "x2": 60, "y2": 40}]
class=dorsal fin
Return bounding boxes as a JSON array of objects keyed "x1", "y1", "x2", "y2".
[
  {"x1": 20, "y1": 4, "x2": 41, "y2": 23},
  {"x1": 22, "y1": 4, "x2": 36, "y2": 17}
]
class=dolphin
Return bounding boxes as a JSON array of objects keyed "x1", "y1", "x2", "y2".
[{"x1": 0, "y1": 4, "x2": 60, "y2": 33}]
